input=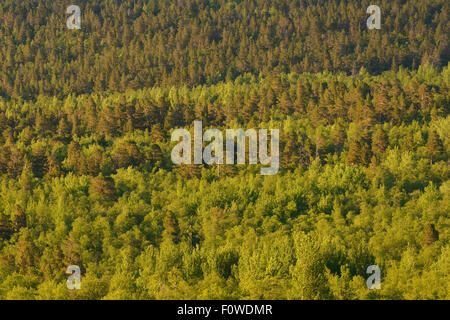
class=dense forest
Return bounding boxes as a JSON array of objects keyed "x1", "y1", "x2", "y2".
[
  {"x1": 0, "y1": 0, "x2": 448, "y2": 300},
  {"x1": 0, "y1": 0, "x2": 448, "y2": 99}
]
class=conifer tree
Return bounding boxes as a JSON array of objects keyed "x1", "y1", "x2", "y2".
[
  {"x1": 0, "y1": 215, "x2": 13, "y2": 240},
  {"x1": 372, "y1": 128, "x2": 388, "y2": 158},
  {"x1": 423, "y1": 224, "x2": 439, "y2": 246},
  {"x1": 163, "y1": 212, "x2": 180, "y2": 244},
  {"x1": 426, "y1": 131, "x2": 444, "y2": 163}
]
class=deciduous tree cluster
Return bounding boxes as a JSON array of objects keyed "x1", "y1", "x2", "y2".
[{"x1": 0, "y1": 67, "x2": 448, "y2": 299}]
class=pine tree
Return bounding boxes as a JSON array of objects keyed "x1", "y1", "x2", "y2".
[
  {"x1": 62, "y1": 234, "x2": 82, "y2": 266},
  {"x1": 332, "y1": 123, "x2": 346, "y2": 153},
  {"x1": 13, "y1": 205, "x2": 27, "y2": 232},
  {"x1": 423, "y1": 224, "x2": 439, "y2": 246},
  {"x1": 20, "y1": 159, "x2": 33, "y2": 193},
  {"x1": 0, "y1": 214, "x2": 13, "y2": 240},
  {"x1": 282, "y1": 131, "x2": 300, "y2": 169},
  {"x1": 426, "y1": 131, "x2": 444, "y2": 163},
  {"x1": 89, "y1": 174, "x2": 117, "y2": 202},
  {"x1": 112, "y1": 141, "x2": 143, "y2": 169},
  {"x1": 347, "y1": 140, "x2": 362, "y2": 165},
  {"x1": 163, "y1": 212, "x2": 180, "y2": 243},
  {"x1": 57, "y1": 117, "x2": 71, "y2": 141},
  {"x1": 67, "y1": 141, "x2": 86, "y2": 175},
  {"x1": 149, "y1": 144, "x2": 163, "y2": 167},
  {"x1": 372, "y1": 128, "x2": 388, "y2": 158},
  {"x1": 31, "y1": 145, "x2": 48, "y2": 178}
]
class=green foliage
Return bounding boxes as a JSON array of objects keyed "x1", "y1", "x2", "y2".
[
  {"x1": 0, "y1": 0, "x2": 448, "y2": 99},
  {"x1": 0, "y1": 68, "x2": 447, "y2": 298},
  {"x1": 0, "y1": 1, "x2": 448, "y2": 300}
]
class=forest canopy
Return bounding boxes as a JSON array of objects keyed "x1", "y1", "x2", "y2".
[
  {"x1": 0, "y1": 0, "x2": 448, "y2": 300},
  {"x1": 0, "y1": 66, "x2": 448, "y2": 299},
  {"x1": 0, "y1": 0, "x2": 448, "y2": 99}
]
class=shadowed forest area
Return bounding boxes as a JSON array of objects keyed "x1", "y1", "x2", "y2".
[{"x1": 0, "y1": 0, "x2": 448, "y2": 299}]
